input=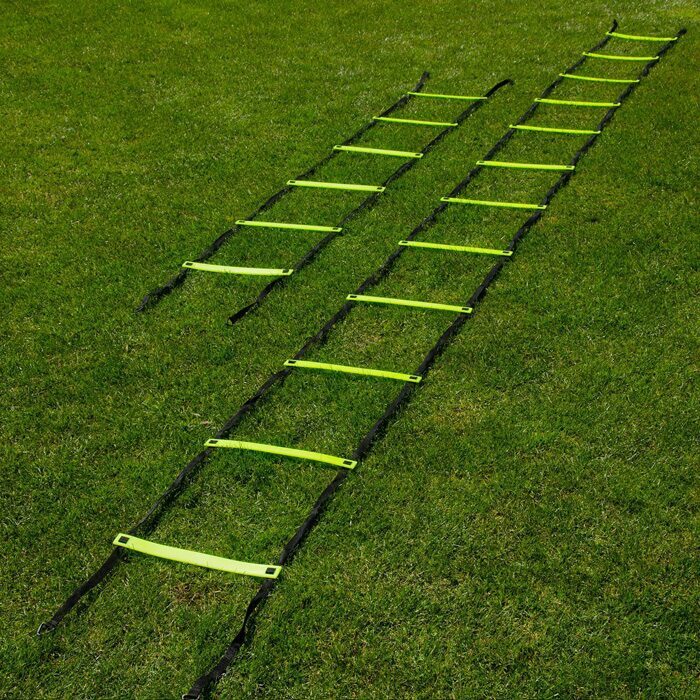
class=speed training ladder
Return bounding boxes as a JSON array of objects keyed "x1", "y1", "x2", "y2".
[
  {"x1": 137, "y1": 73, "x2": 511, "y2": 320},
  {"x1": 38, "y1": 20, "x2": 684, "y2": 700}
]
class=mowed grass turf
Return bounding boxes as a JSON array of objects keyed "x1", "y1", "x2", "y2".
[{"x1": 1, "y1": 1, "x2": 698, "y2": 698}]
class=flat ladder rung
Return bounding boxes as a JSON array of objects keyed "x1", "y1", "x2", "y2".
[
  {"x1": 236, "y1": 220, "x2": 342, "y2": 233},
  {"x1": 441, "y1": 197, "x2": 547, "y2": 210},
  {"x1": 373, "y1": 116, "x2": 458, "y2": 127},
  {"x1": 333, "y1": 145, "x2": 423, "y2": 158},
  {"x1": 478, "y1": 160, "x2": 574, "y2": 171},
  {"x1": 287, "y1": 179, "x2": 385, "y2": 192},
  {"x1": 407, "y1": 91, "x2": 487, "y2": 101},
  {"x1": 510, "y1": 124, "x2": 602, "y2": 135},
  {"x1": 113, "y1": 534, "x2": 281, "y2": 579},
  {"x1": 583, "y1": 51, "x2": 658, "y2": 62},
  {"x1": 347, "y1": 293, "x2": 472, "y2": 314},
  {"x1": 535, "y1": 98, "x2": 621, "y2": 108},
  {"x1": 559, "y1": 73, "x2": 640, "y2": 84},
  {"x1": 398, "y1": 240, "x2": 512, "y2": 257},
  {"x1": 607, "y1": 31, "x2": 677, "y2": 42},
  {"x1": 182, "y1": 261, "x2": 293, "y2": 276},
  {"x1": 284, "y1": 359, "x2": 422, "y2": 383},
  {"x1": 206, "y1": 439, "x2": 357, "y2": 469}
]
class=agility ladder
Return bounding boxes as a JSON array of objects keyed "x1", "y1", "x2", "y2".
[
  {"x1": 137, "y1": 74, "x2": 510, "y2": 322},
  {"x1": 39, "y1": 20, "x2": 684, "y2": 700}
]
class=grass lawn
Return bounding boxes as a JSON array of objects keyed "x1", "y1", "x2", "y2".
[{"x1": 2, "y1": 1, "x2": 698, "y2": 697}]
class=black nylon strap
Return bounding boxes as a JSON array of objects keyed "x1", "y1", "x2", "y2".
[{"x1": 37, "y1": 548, "x2": 125, "y2": 636}]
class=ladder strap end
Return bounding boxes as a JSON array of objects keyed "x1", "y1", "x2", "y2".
[
  {"x1": 37, "y1": 621, "x2": 58, "y2": 636},
  {"x1": 113, "y1": 533, "x2": 131, "y2": 547}
]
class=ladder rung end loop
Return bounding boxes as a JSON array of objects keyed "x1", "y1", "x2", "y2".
[
  {"x1": 407, "y1": 91, "x2": 487, "y2": 101},
  {"x1": 347, "y1": 293, "x2": 472, "y2": 315},
  {"x1": 284, "y1": 359, "x2": 421, "y2": 383},
  {"x1": 333, "y1": 145, "x2": 423, "y2": 158},
  {"x1": 182, "y1": 262, "x2": 293, "y2": 276},
  {"x1": 398, "y1": 240, "x2": 512, "y2": 257},
  {"x1": 535, "y1": 98, "x2": 621, "y2": 108},
  {"x1": 113, "y1": 534, "x2": 281, "y2": 579},
  {"x1": 478, "y1": 160, "x2": 574, "y2": 171},
  {"x1": 559, "y1": 73, "x2": 640, "y2": 84},
  {"x1": 206, "y1": 439, "x2": 357, "y2": 469},
  {"x1": 510, "y1": 124, "x2": 602, "y2": 135},
  {"x1": 236, "y1": 220, "x2": 342, "y2": 233},
  {"x1": 287, "y1": 179, "x2": 385, "y2": 192},
  {"x1": 607, "y1": 31, "x2": 677, "y2": 42},
  {"x1": 440, "y1": 197, "x2": 547, "y2": 211},
  {"x1": 583, "y1": 51, "x2": 659, "y2": 62},
  {"x1": 374, "y1": 116, "x2": 458, "y2": 127}
]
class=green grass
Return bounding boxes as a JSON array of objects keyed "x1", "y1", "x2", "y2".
[{"x1": 2, "y1": 1, "x2": 698, "y2": 698}]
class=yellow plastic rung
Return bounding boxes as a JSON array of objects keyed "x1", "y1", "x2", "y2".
[
  {"x1": 182, "y1": 261, "x2": 293, "y2": 276},
  {"x1": 113, "y1": 534, "x2": 281, "y2": 579}
]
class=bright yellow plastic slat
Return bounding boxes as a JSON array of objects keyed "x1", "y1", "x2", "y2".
[
  {"x1": 287, "y1": 180, "x2": 385, "y2": 192},
  {"x1": 347, "y1": 293, "x2": 472, "y2": 314},
  {"x1": 374, "y1": 116, "x2": 458, "y2": 127},
  {"x1": 441, "y1": 197, "x2": 546, "y2": 210},
  {"x1": 510, "y1": 124, "x2": 602, "y2": 135},
  {"x1": 398, "y1": 240, "x2": 512, "y2": 256},
  {"x1": 236, "y1": 220, "x2": 342, "y2": 233},
  {"x1": 477, "y1": 160, "x2": 574, "y2": 171},
  {"x1": 583, "y1": 52, "x2": 658, "y2": 62},
  {"x1": 113, "y1": 534, "x2": 281, "y2": 579},
  {"x1": 607, "y1": 31, "x2": 676, "y2": 42},
  {"x1": 535, "y1": 98, "x2": 621, "y2": 108},
  {"x1": 285, "y1": 359, "x2": 421, "y2": 383},
  {"x1": 559, "y1": 73, "x2": 639, "y2": 84},
  {"x1": 333, "y1": 145, "x2": 423, "y2": 158},
  {"x1": 407, "y1": 91, "x2": 487, "y2": 101},
  {"x1": 206, "y1": 439, "x2": 357, "y2": 469},
  {"x1": 182, "y1": 261, "x2": 293, "y2": 276}
]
